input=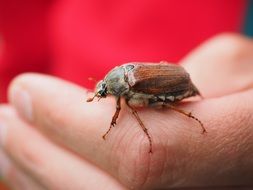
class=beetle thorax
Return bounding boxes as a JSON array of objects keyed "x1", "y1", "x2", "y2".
[{"x1": 104, "y1": 66, "x2": 129, "y2": 96}]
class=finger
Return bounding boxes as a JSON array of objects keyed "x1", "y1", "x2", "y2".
[
  {"x1": 180, "y1": 33, "x2": 253, "y2": 98},
  {"x1": 177, "y1": 88, "x2": 253, "y2": 187},
  {"x1": 8, "y1": 74, "x2": 253, "y2": 189},
  {"x1": 0, "y1": 149, "x2": 45, "y2": 190},
  {"x1": 0, "y1": 105, "x2": 126, "y2": 190},
  {"x1": 176, "y1": 187, "x2": 253, "y2": 190},
  {"x1": 8, "y1": 74, "x2": 119, "y2": 175}
]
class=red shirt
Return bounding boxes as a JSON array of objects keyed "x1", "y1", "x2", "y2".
[{"x1": 0, "y1": 0, "x2": 247, "y2": 102}]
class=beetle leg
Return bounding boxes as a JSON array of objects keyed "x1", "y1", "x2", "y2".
[
  {"x1": 126, "y1": 101, "x2": 153, "y2": 153},
  {"x1": 102, "y1": 97, "x2": 121, "y2": 140},
  {"x1": 165, "y1": 104, "x2": 207, "y2": 133}
]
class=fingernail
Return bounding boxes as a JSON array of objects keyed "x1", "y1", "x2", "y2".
[
  {"x1": 10, "y1": 86, "x2": 33, "y2": 122},
  {"x1": 0, "y1": 150, "x2": 10, "y2": 178}
]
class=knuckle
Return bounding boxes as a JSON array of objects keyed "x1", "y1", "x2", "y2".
[
  {"x1": 3, "y1": 121, "x2": 46, "y2": 174},
  {"x1": 116, "y1": 130, "x2": 182, "y2": 189},
  {"x1": 116, "y1": 131, "x2": 154, "y2": 189},
  {"x1": 0, "y1": 150, "x2": 12, "y2": 179},
  {"x1": 20, "y1": 139, "x2": 45, "y2": 168},
  {"x1": 9, "y1": 133, "x2": 45, "y2": 169},
  {"x1": 6, "y1": 165, "x2": 19, "y2": 183},
  {"x1": 208, "y1": 33, "x2": 253, "y2": 58},
  {"x1": 211, "y1": 33, "x2": 245, "y2": 45}
]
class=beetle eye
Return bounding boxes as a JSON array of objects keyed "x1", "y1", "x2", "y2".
[{"x1": 98, "y1": 86, "x2": 107, "y2": 97}]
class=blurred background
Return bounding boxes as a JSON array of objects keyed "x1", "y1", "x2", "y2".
[{"x1": 0, "y1": 0, "x2": 252, "y2": 189}]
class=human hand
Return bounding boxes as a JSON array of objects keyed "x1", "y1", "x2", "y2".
[{"x1": 0, "y1": 33, "x2": 253, "y2": 190}]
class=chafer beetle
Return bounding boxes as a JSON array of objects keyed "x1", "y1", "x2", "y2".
[{"x1": 87, "y1": 61, "x2": 206, "y2": 153}]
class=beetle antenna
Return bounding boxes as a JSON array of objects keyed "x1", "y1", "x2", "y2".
[{"x1": 86, "y1": 92, "x2": 98, "y2": 102}]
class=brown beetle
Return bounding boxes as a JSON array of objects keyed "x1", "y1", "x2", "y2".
[{"x1": 87, "y1": 61, "x2": 206, "y2": 153}]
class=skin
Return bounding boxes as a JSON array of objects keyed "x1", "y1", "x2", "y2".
[{"x1": 0, "y1": 33, "x2": 253, "y2": 190}]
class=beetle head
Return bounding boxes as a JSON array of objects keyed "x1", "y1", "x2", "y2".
[
  {"x1": 86, "y1": 80, "x2": 107, "y2": 102},
  {"x1": 95, "y1": 80, "x2": 107, "y2": 98}
]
